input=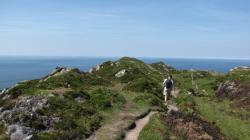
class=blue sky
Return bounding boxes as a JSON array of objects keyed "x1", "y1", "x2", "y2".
[{"x1": 0, "y1": 0, "x2": 250, "y2": 59}]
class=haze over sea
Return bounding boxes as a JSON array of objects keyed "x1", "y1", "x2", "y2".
[{"x1": 1, "y1": 56, "x2": 250, "y2": 90}]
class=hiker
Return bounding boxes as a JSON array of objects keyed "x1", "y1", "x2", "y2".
[{"x1": 163, "y1": 75, "x2": 174, "y2": 102}]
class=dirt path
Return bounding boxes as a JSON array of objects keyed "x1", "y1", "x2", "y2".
[
  {"x1": 124, "y1": 112, "x2": 156, "y2": 140},
  {"x1": 86, "y1": 96, "x2": 138, "y2": 140}
]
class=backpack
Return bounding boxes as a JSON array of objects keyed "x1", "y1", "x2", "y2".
[{"x1": 165, "y1": 79, "x2": 173, "y2": 89}]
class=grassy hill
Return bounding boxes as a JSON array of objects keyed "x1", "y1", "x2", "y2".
[{"x1": 0, "y1": 57, "x2": 249, "y2": 140}]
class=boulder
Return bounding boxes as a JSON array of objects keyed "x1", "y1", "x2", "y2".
[
  {"x1": 115, "y1": 69, "x2": 126, "y2": 78},
  {"x1": 89, "y1": 65, "x2": 101, "y2": 73},
  {"x1": 7, "y1": 124, "x2": 33, "y2": 140}
]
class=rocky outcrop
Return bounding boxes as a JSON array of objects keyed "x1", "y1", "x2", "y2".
[
  {"x1": 115, "y1": 69, "x2": 126, "y2": 78},
  {"x1": 230, "y1": 66, "x2": 250, "y2": 72},
  {"x1": 216, "y1": 80, "x2": 250, "y2": 109},
  {"x1": 40, "y1": 67, "x2": 80, "y2": 82},
  {"x1": 150, "y1": 62, "x2": 174, "y2": 73},
  {"x1": 0, "y1": 88, "x2": 7, "y2": 96},
  {"x1": 216, "y1": 81, "x2": 250, "y2": 99},
  {"x1": 89, "y1": 61, "x2": 118, "y2": 73},
  {"x1": 7, "y1": 125, "x2": 33, "y2": 140},
  {"x1": 89, "y1": 64, "x2": 103, "y2": 73},
  {"x1": 0, "y1": 96, "x2": 59, "y2": 140}
]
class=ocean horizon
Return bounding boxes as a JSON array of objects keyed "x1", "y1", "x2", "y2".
[{"x1": 1, "y1": 56, "x2": 250, "y2": 90}]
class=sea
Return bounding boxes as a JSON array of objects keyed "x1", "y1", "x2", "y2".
[{"x1": 1, "y1": 56, "x2": 250, "y2": 90}]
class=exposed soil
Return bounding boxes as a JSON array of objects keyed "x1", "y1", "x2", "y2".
[{"x1": 163, "y1": 112, "x2": 228, "y2": 140}]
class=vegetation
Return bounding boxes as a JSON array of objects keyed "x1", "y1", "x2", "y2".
[
  {"x1": 194, "y1": 97, "x2": 250, "y2": 140},
  {"x1": 0, "y1": 122, "x2": 8, "y2": 140},
  {"x1": 1, "y1": 57, "x2": 250, "y2": 140},
  {"x1": 133, "y1": 93, "x2": 162, "y2": 107},
  {"x1": 35, "y1": 90, "x2": 102, "y2": 139},
  {"x1": 89, "y1": 88, "x2": 126, "y2": 110},
  {"x1": 138, "y1": 114, "x2": 169, "y2": 140},
  {"x1": 123, "y1": 77, "x2": 162, "y2": 96}
]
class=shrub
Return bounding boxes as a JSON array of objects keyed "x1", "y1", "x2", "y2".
[
  {"x1": 6, "y1": 79, "x2": 39, "y2": 98},
  {"x1": 174, "y1": 94, "x2": 196, "y2": 115},
  {"x1": 90, "y1": 89, "x2": 126, "y2": 110},
  {"x1": 133, "y1": 93, "x2": 162, "y2": 106},
  {"x1": 63, "y1": 90, "x2": 90, "y2": 100},
  {"x1": 123, "y1": 77, "x2": 162, "y2": 96},
  {"x1": 38, "y1": 95, "x2": 102, "y2": 139}
]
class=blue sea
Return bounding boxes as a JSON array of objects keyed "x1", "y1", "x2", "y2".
[{"x1": 1, "y1": 56, "x2": 250, "y2": 90}]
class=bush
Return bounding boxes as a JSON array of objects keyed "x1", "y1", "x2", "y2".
[
  {"x1": 63, "y1": 90, "x2": 90, "y2": 100},
  {"x1": 174, "y1": 95, "x2": 196, "y2": 115},
  {"x1": 38, "y1": 94, "x2": 102, "y2": 139},
  {"x1": 90, "y1": 89, "x2": 126, "y2": 110},
  {"x1": 123, "y1": 77, "x2": 162, "y2": 96},
  {"x1": 6, "y1": 79, "x2": 39, "y2": 98},
  {"x1": 36, "y1": 132, "x2": 58, "y2": 140},
  {"x1": 133, "y1": 93, "x2": 162, "y2": 106},
  {"x1": 39, "y1": 71, "x2": 111, "y2": 89}
]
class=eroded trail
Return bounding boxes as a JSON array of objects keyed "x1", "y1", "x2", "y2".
[
  {"x1": 87, "y1": 99, "x2": 137, "y2": 140},
  {"x1": 124, "y1": 89, "x2": 180, "y2": 140},
  {"x1": 124, "y1": 112, "x2": 156, "y2": 140}
]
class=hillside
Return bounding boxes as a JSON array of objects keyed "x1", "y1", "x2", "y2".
[{"x1": 0, "y1": 57, "x2": 250, "y2": 140}]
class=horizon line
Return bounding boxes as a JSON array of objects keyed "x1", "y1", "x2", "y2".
[{"x1": 0, "y1": 55, "x2": 250, "y2": 60}]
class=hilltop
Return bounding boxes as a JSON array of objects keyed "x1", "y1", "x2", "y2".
[{"x1": 0, "y1": 57, "x2": 250, "y2": 140}]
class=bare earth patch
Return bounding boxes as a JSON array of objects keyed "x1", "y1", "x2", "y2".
[{"x1": 124, "y1": 112, "x2": 156, "y2": 140}]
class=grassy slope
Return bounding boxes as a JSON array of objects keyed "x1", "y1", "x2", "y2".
[
  {"x1": 2, "y1": 57, "x2": 250, "y2": 140},
  {"x1": 194, "y1": 97, "x2": 250, "y2": 140},
  {"x1": 138, "y1": 113, "x2": 180, "y2": 140},
  {"x1": 38, "y1": 57, "x2": 166, "y2": 140},
  {"x1": 138, "y1": 113, "x2": 168, "y2": 140},
  {"x1": 173, "y1": 70, "x2": 250, "y2": 140}
]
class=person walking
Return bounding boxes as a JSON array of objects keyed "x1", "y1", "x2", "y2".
[{"x1": 163, "y1": 75, "x2": 174, "y2": 102}]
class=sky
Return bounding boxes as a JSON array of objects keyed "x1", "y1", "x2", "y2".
[{"x1": 0, "y1": 0, "x2": 250, "y2": 59}]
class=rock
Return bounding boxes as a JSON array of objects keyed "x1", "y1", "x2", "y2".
[
  {"x1": 89, "y1": 68, "x2": 94, "y2": 73},
  {"x1": 0, "y1": 96, "x2": 53, "y2": 138},
  {"x1": 95, "y1": 65, "x2": 101, "y2": 71},
  {"x1": 75, "y1": 96, "x2": 86, "y2": 103},
  {"x1": 115, "y1": 62, "x2": 120, "y2": 66},
  {"x1": 115, "y1": 69, "x2": 126, "y2": 78},
  {"x1": 167, "y1": 105, "x2": 179, "y2": 114},
  {"x1": 230, "y1": 66, "x2": 250, "y2": 72},
  {"x1": 23, "y1": 135, "x2": 33, "y2": 140},
  {"x1": 0, "y1": 88, "x2": 9, "y2": 100},
  {"x1": 89, "y1": 65, "x2": 102, "y2": 73},
  {"x1": 216, "y1": 81, "x2": 250, "y2": 99},
  {"x1": 16, "y1": 96, "x2": 47, "y2": 112},
  {"x1": 40, "y1": 67, "x2": 79, "y2": 82},
  {"x1": 0, "y1": 88, "x2": 7, "y2": 96},
  {"x1": 216, "y1": 80, "x2": 250, "y2": 109},
  {"x1": 7, "y1": 124, "x2": 33, "y2": 140}
]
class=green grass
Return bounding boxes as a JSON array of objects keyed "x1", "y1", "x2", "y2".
[
  {"x1": 0, "y1": 123, "x2": 8, "y2": 140},
  {"x1": 89, "y1": 88, "x2": 126, "y2": 110},
  {"x1": 133, "y1": 93, "x2": 162, "y2": 107},
  {"x1": 138, "y1": 114, "x2": 169, "y2": 140},
  {"x1": 194, "y1": 97, "x2": 250, "y2": 140}
]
